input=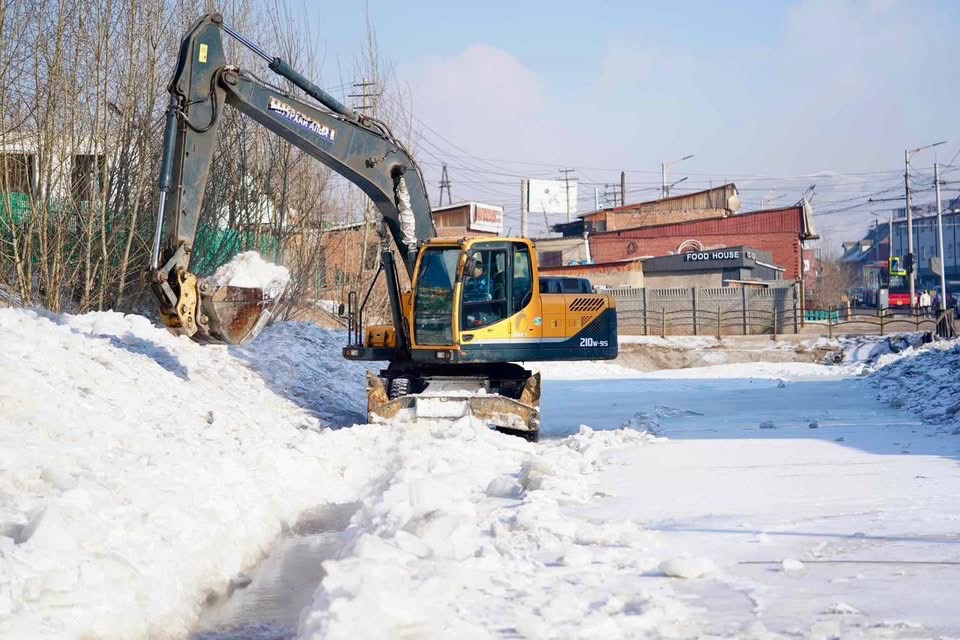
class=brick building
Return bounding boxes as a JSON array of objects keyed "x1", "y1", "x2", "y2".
[
  {"x1": 587, "y1": 203, "x2": 818, "y2": 283},
  {"x1": 553, "y1": 183, "x2": 741, "y2": 235}
]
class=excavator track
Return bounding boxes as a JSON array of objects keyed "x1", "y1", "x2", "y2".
[{"x1": 366, "y1": 363, "x2": 542, "y2": 441}]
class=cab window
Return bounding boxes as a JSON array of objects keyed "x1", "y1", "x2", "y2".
[
  {"x1": 461, "y1": 247, "x2": 508, "y2": 330},
  {"x1": 414, "y1": 247, "x2": 460, "y2": 345},
  {"x1": 513, "y1": 244, "x2": 533, "y2": 313}
]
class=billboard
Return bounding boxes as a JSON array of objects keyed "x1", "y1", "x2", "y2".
[
  {"x1": 470, "y1": 203, "x2": 503, "y2": 234},
  {"x1": 525, "y1": 178, "x2": 577, "y2": 216}
]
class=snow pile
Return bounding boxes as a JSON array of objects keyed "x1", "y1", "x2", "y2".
[
  {"x1": 864, "y1": 337, "x2": 960, "y2": 428},
  {"x1": 634, "y1": 360, "x2": 862, "y2": 381},
  {"x1": 210, "y1": 251, "x2": 290, "y2": 298},
  {"x1": 829, "y1": 333, "x2": 929, "y2": 365},
  {"x1": 0, "y1": 308, "x2": 685, "y2": 639},
  {"x1": 298, "y1": 425, "x2": 694, "y2": 639}
]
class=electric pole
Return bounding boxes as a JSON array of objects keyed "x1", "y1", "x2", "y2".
[
  {"x1": 935, "y1": 161, "x2": 947, "y2": 312},
  {"x1": 438, "y1": 163, "x2": 452, "y2": 206},
  {"x1": 348, "y1": 80, "x2": 380, "y2": 113},
  {"x1": 520, "y1": 179, "x2": 529, "y2": 238},
  {"x1": 559, "y1": 168, "x2": 575, "y2": 222},
  {"x1": 904, "y1": 141, "x2": 947, "y2": 309},
  {"x1": 904, "y1": 149, "x2": 914, "y2": 308},
  {"x1": 661, "y1": 154, "x2": 694, "y2": 198},
  {"x1": 620, "y1": 171, "x2": 626, "y2": 207}
]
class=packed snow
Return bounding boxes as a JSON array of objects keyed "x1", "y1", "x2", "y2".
[
  {"x1": 2, "y1": 307, "x2": 959, "y2": 639},
  {"x1": 209, "y1": 251, "x2": 290, "y2": 298}
]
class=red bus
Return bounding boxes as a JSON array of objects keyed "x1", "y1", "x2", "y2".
[{"x1": 887, "y1": 273, "x2": 911, "y2": 307}]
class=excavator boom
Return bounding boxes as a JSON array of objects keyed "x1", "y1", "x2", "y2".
[{"x1": 151, "y1": 14, "x2": 433, "y2": 344}]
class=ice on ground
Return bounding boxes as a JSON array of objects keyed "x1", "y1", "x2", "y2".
[
  {"x1": 659, "y1": 557, "x2": 716, "y2": 579},
  {"x1": 781, "y1": 558, "x2": 804, "y2": 572},
  {"x1": 210, "y1": 251, "x2": 290, "y2": 297}
]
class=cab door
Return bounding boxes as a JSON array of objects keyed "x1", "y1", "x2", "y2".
[{"x1": 510, "y1": 242, "x2": 542, "y2": 343}]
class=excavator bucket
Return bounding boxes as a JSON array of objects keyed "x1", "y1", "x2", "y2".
[
  {"x1": 160, "y1": 270, "x2": 280, "y2": 345},
  {"x1": 366, "y1": 371, "x2": 542, "y2": 441}
]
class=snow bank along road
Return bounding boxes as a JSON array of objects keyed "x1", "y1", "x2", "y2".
[{"x1": 1, "y1": 307, "x2": 959, "y2": 639}]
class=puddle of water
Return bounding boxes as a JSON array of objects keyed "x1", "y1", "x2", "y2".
[{"x1": 191, "y1": 503, "x2": 357, "y2": 640}]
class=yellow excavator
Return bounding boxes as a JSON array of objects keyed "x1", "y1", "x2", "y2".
[{"x1": 151, "y1": 15, "x2": 618, "y2": 440}]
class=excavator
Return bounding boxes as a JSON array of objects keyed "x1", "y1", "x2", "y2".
[{"x1": 150, "y1": 14, "x2": 618, "y2": 440}]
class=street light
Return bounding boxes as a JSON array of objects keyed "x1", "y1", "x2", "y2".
[
  {"x1": 904, "y1": 140, "x2": 947, "y2": 308},
  {"x1": 661, "y1": 154, "x2": 694, "y2": 198},
  {"x1": 760, "y1": 193, "x2": 787, "y2": 210}
]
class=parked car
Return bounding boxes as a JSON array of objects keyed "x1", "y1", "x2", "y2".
[{"x1": 539, "y1": 276, "x2": 594, "y2": 294}]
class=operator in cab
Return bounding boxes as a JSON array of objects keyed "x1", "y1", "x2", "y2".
[{"x1": 463, "y1": 255, "x2": 491, "y2": 302}]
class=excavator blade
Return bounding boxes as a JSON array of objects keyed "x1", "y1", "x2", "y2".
[
  {"x1": 160, "y1": 270, "x2": 279, "y2": 345},
  {"x1": 366, "y1": 371, "x2": 542, "y2": 440}
]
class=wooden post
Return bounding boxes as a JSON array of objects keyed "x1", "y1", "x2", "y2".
[
  {"x1": 717, "y1": 305, "x2": 722, "y2": 339},
  {"x1": 772, "y1": 307, "x2": 778, "y2": 341},
  {"x1": 828, "y1": 314, "x2": 833, "y2": 339},
  {"x1": 880, "y1": 310, "x2": 885, "y2": 336},
  {"x1": 661, "y1": 307, "x2": 666, "y2": 338}
]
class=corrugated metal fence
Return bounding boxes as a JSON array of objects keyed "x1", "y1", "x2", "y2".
[{"x1": 604, "y1": 285, "x2": 799, "y2": 336}]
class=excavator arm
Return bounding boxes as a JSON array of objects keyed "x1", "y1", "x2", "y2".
[{"x1": 151, "y1": 13, "x2": 435, "y2": 344}]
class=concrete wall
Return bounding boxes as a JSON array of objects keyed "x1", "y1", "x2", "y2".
[
  {"x1": 608, "y1": 284, "x2": 798, "y2": 336},
  {"x1": 644, "y1": 271, "x2": 722, "y2": 289}
]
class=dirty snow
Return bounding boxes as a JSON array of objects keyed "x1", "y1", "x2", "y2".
[
  {"x1": 209, "y1": 251, "x2": 290, "y2": 298},
  {"x1": 2, "y1": 307, "x2": 960, "y2": 639}
]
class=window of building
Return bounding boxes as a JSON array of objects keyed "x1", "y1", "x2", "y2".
[
  {"x1": 540, "y1": 250, "x2": 562, "y2": 267},
  {"x1": 0, "y1": 153, "x2": 35, "y2": 194},
  {"x1": 71, "y1": 154, "x2": 106, "y2": 202}
]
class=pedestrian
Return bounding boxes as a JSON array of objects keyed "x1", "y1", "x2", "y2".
[{"x1": 919, "y1": 290, "x2": 931, "y2": 318}]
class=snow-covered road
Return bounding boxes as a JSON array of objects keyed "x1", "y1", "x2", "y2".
[
  {"x1": 555, "y1": 375, "x2": 960, "y2": 638},
  {"x1": 2, "y1": 308, "x2": 959, "y2": 639}
]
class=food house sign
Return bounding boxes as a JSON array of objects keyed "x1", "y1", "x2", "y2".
[{"x1": 683, "y1": 249, "x2": 756, "y2": 262}]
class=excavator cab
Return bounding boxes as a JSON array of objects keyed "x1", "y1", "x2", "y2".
[{"x1": 356, "y1": 237, "x2": 618, "y2": 440}]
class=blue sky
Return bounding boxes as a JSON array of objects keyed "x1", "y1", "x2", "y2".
[{"x1": 287, "y1": 0, "x2": 960, "y2": 241}]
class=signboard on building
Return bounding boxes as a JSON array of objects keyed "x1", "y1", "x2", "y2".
[
  {"x1": 470, "y1": 204, "x2": 503, "y2": 234},
  {"x1": 525, "y1": 178, "x2": 577, "y2": 216},
  {"x1": 683, "y1": 249, "x2": 757, "y2": 262}
]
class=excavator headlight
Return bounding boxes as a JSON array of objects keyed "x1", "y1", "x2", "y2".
[{"x1": 435, "y1": 350, "x2": 451, "y2": 360}]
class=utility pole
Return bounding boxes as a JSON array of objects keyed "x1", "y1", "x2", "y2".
[
  {"x1": 520, "y1": 179, "x2": 529, "y2": 238},
  {"x1": 559, "y1": 168, "x2": 575, "y2": 222},
  {"x1": 348, "y1": 80, "x2": 380, "y2": 113},
  {"x1": 594, "y1": 187, "x2": 600, "y2": 212},
  {"x1": 438, "y1": 163, "x2": 452, "y2": 206},
  {"x1": 620, "y1": 171, "x2": 626, "y2": 207},
  {"x1": 661, "y1": 154, "x2": 694, "y2": 198},
  {"x1": 904, "y1": 141, "x2": 947, "y2": 309},
  {"x1": 904, "y1": 149, "x2": 914, "y2": 308},
  {"x1": 935, "y1": 161, "x2": 947, "y2": 312}
]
